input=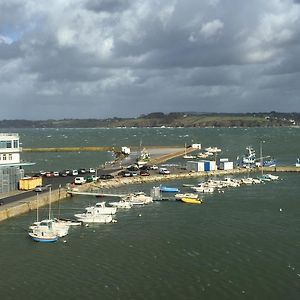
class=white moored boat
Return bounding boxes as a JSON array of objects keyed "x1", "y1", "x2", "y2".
[
  {"x1": 122, "y1": 192, "x2": 153, "y2": 206},
  {"x1": 109, "y1": 201, "x2": 132, "y2": 209},
  {"x1": 175, "y1": 193, "x2": 198, "y2": 200},
  {"x1": 74, "y1": 202, "x2": 117, "y2": 223},
  {"x1": 29, "y1": 219, "x2": 69, "y2": 240}
]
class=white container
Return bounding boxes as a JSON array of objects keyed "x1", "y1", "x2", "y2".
[
  {"x1": 219, "y1": 161, "x2": 234, "y2": 170},
  {"x1": 191, "y1": 144, "x2": 201, "y2": 149},
  {"x1": 186, "y1": 161, "x2": 205, "y2": 172}
]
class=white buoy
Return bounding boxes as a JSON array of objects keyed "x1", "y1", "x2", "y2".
[
  {"x1": 63, "y1": 240, "x2": 67, "y2": 243},
  {"x1": 279, "y1": 208, "x2": 283, "y2": 212},
  {"x1": 138, "y1": 214, "x2": 142, "y2": 217}
]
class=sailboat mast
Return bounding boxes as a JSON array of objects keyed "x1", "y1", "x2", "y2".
[
  {"x1": 36, "y1": 193, "x2": 39, "y2": 222},
  {"x1": 49, "y1": 186, "x2": 52, "y2": 220},
  {"x1": 260, "y1": 141, "x2": 264, "y2": 175}
]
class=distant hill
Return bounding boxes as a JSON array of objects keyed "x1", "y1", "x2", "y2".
[{"x1": 0, "y1": 112, "x2": 299, "y2": 128}]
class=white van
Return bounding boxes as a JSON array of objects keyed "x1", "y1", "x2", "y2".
[
  {"x1": 74, "y1": 177, "x2": 86, "y2": 185},
  {"x1": 159, "y1": 168, "x2": 170, "y2": 175}
]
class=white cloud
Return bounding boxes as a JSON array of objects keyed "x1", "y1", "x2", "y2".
[{"x1": 199, "y1": 19, "x2": 224, "y2": 39}]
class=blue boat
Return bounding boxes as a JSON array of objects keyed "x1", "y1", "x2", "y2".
[
  {"x1": 29, "y1": 233, "x2": 59, "y2": 243},
  {"x1": 263, "y1": 159, "x2": 276, "y2": 167},
  {"x1": 159, "y1": 185, "x2": 180, "y2": 193}
]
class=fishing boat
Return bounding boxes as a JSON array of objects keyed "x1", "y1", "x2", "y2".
[
  {"x1": 180, "y1": 197, "x2": 203, "y2": 204},
  {"x1": 242, "y1": 146, "x2": 257, "y2": 167}
]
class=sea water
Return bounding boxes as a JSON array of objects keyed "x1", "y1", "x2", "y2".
[{"x1": 0, "y1": 127, "x2": 299, "y2": 299}]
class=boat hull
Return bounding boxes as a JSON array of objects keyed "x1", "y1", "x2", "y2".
[
  {"x1": 29, "y1": 233, "x2": 59, "y2": 243},
  {"x1": 180, "y1": 197, "x2": 202, "y2": 204}
]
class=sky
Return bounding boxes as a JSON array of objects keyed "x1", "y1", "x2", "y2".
[{"x1": 1, "y1": 0, "x2": 300, "y2": 119}]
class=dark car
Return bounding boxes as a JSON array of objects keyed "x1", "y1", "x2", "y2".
[
  {"x1": 59, "y1": 171, "x2": 68, "y2": 177},
  {"x1": 118, "y1": 171, "x2": 131, "y2": 177},
  {"x1": 139, "y1": 165, "x2": 151, "y2": 171},
  {"x1": 127, "y1": 164, "x2": 139, "y2": 171},
  {"x1": 99, "y1": 174, "x2": 114, "y2": 180},
  {"x1": 78, "y1": 168, "x2": 86, "y2": 174}
]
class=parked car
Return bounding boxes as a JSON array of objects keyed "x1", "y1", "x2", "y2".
[
  {"x1": 74, "y1": 177, "x2": 86, "y2": 185},
  {"x1": 53, "y1": 171, "x2": 60, "y2": 177},
  {"x1": 34, "y1": 184, "x2": 52, "y2": 192},
  {"x1": 85, "y1": 175, "x2": 99, "y2": 182},
  {"x1": 71, "y1": 170, "x2": 78, "y2": 176},
  {"x1": 139, "y1": 165, "x2": 151, "y2": 170},
  {"x1": 118, "y1": 171, "x2": 131, "y2": 177},
  {"x1": 99, "y1": 174, "x2": 114, "y2": 180},
  {"x1": 130, "y1": 172, "x2": 138, "y2": 177},
  {"x1": 59, "y1": 171, "x2": 68, "y2": 177},
  {"x1": 127, "y1": 164, "x2": 139, "y2": 171},
  {"x1": 88, "y1": 168, "x2": 96, "y2": 173},
  {"x1": 45, "y1": 172, "x2": 54, "y2": 177},
  {"x1": 78, "y1": 168, "x2": 86, "y2": 174},
  {"x1": 150, "y1": 165, "x2": 159, "y2": 170},
  {"x1": 159, "y1": 168, "x2": 170, "y2": 175}
]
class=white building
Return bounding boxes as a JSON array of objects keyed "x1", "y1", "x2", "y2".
[
  {"x1": 0, "y1": 133, "x2": 34, "y2": 194},
  {"x1": 0, "y1": 133, "x2": 21, "y2": 165}
]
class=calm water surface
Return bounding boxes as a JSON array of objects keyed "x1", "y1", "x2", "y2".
[{"x1": 0, "y1": 128, "x2": 299, "y2": 299}]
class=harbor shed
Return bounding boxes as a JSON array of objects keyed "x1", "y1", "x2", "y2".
[
  {"x1": 219, "y1": 161, "x2": 234, "y2": 170},
  {"x1": 186, "y1": 160, "x2": 217, "y2": 172}
]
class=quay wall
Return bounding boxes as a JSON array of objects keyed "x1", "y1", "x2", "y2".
[{"x1": 0, "y1": 188, "x2": 69, "y2": 223}]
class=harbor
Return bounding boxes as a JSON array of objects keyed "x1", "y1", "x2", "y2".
[{"x1": 0, "y1": 127, "x2": 299, "y2": 300}]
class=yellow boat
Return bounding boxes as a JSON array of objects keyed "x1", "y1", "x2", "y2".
[{"x1": 181, "y1": 197, "x2": 203, "y2": 204}]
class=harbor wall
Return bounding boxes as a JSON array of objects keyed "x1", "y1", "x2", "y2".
[{"x1": 0, "y1": 188, "x2": 69, "y2": 223}]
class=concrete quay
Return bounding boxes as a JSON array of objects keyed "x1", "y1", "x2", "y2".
[{"x1": 0, "y1": 188, "x2": 68, "y2": 223}]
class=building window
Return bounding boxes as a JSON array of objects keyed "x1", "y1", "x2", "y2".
[
  {"x1": 13, "y1": 140, "x2": 19, "y2": 148},
  {"x1": 9, "y1": 154, "x2": 13, "y2": 160},
  {"x1": 3, "y1": 154, "x2": 7, "y2": 160},
  {"x1": 0, "y1": 141, "x2": 12, "y2": 148}
]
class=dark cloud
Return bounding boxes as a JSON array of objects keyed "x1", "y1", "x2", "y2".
[
  {"x1": 0, "y1": 0, "x2": 300, "y2": 119},
  {"x1": 0, "y1": 41, "x2": 23, "y2": 59},
  {"x1": 85, "y1": 0, "x2": 129, "y2": 13}
]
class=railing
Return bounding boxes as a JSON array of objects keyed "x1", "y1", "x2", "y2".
[{"x1": 0, "y1": 133, "x2": 19, "y2": 137}]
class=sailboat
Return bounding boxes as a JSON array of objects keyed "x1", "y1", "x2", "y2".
[
  {"x1": 28, "y1": 192, "x2": 59, "y2": 243},
  {"x1": 29, "y1": 188, "x2": 70, "y2": 242}
]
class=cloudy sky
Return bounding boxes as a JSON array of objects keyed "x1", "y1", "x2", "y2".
[{"x1": 1, "y1": 0, "x2": 300, "y2": 119}]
